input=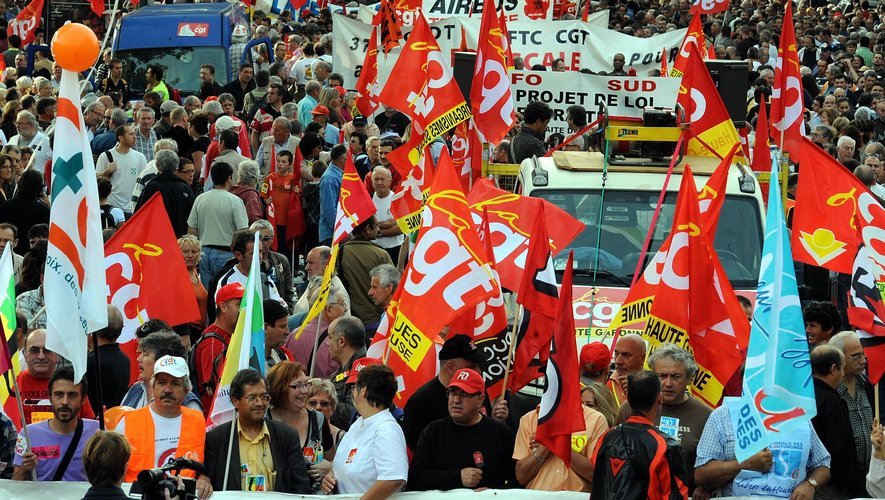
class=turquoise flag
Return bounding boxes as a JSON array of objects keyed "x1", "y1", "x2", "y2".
[{"x1": 732, "y1": 166, "x2": 816, "y2": 463}]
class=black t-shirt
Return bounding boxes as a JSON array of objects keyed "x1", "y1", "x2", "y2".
[
  {"x1": 374, "y1": 111, "x2": 411, "y2": 137},
  {"x1": 401, "y1": 377, "x2": 494, "y2": 450},
  {"x1": 409, "y1": 416, "x2": 517, "y2": 491}
]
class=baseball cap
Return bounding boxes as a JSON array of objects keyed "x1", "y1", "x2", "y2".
[
  {"x1": 580, "y1": 342, "x2": 611, "y2": 371},
  {"x1": 215, "y1": 282, "x2": 245, "y2": 304},
  {"x1": 346, "y1": 357, "x2": 382, "y2": 384},
  {"x1": 438, "y1": 335, "x2": 482, "y2": 364},
  {"x1": 160, "y1": 100, "x2": 178, "y2": 114},
  {"x1": 448, "y1": 368, "x2": 485, "y2": 395},
  {"x1": 215, "y1": 115, "x2": 239, "y2": 132},
  {"x1": 353, "y1": 115, "x2": 368, "y2": 127},
  {"x1": 333, "y1": 85, "x2": 347, "y2": 97},
  {"x1": 154, "y1": 355, "x2": 189, "y2": 379},
  {"x1": 311, "y1": 105, "x2": 330, "y2": 116}
]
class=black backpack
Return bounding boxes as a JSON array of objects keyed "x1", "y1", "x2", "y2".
[
  {"x1": 187, "y1": 331, "x2": 228, "y2": 395},
  {"x1": 98, "y1": 204, "x2": 116, "y2": 229},
  {"x1": 246, "y1": 90, "x2": 268, "y2": 122}
]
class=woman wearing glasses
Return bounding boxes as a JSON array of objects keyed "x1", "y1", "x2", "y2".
[
  {"x1": 267, "y1": 361, "x2": 335, "y2": 492},
  {"x1": 307, "y1": 378, "x2": 346, "y2": 448}
]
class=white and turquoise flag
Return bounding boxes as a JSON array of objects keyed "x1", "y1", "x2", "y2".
[
  {"x1": 730, "y1": 165, "x2": 816, "y2": 463},
  {"x1": 44, "y1": 69, "x2": 108, "y2": 383}
]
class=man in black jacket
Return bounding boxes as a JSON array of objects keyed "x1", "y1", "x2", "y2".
[
  {"x1": 810, "y1": 344, "x2": 856, "y2": 497},
  {"x1": 135, "y1": 149, "x2": 194, "y2": 237},
  {"x1": 510, "y1": 101, "x2": 552, "y2": 164},
  {"x1": 591, "y1": 370, "x2": 689, "y2": 499},
  {"x1": 204, "y1": 369, "x2": 311, "y2": 493}
]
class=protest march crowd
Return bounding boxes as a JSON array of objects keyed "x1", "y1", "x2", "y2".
[{"x1": 2, "y1": 0, "x2": 885, "y2": 498}]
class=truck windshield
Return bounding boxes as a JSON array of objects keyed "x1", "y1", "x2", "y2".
[
  {"x1": 115, "y1": 47, "x2": 228, "y2": 98},
  {"x1": 534, "y1": 190, "x2": 763, "y2": 290}
]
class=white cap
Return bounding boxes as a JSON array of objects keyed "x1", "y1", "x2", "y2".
[
  {"x1": 153, "y1": 355, "x2": 189, "y2": 379},
  {"x1": 215, "y1": 115, "x2": 239, "y2": 132}
]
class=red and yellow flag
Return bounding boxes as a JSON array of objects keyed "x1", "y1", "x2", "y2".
[
  {"x1": 354, "y1": 26, "x2": 380, "y2": 118},
  {"x1": 677, "y1": 46, "x2": 740, "y2": 158},
  {"x1": 470, "y1": 0, "x2": 515, "y2": 145},
  {"x1": 333, "y1": 150, "x2": 377, "y2": 245},
  {"x1": 670, "y1": 14, "x2": 705, "y2": 77},
  {"x1": 770, "y1": 2, "x2": 804, "y2": 157}
]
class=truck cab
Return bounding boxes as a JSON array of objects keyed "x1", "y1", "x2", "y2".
[
  {"x1": 112, "y1": 3, "x2": 260, "y2": 99},
  {"x1": 515, "y1": 149, "x2": 765, "y2": 344}
]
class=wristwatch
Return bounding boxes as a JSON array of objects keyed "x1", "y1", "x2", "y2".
[{"x1": 806, "y1": 477, "x2": 818, "y2": 490}]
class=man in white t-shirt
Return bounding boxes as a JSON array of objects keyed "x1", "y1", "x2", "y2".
[
  {"x1": 95, "y1": 125, "x2": 148, "y2": 215},
  {"x1": 115, "y1": 356, "x2": 213, "y2": 499},
  {"x1": 370, "y1": 166, "x2": 404, "y2": 263},
  {"x1": 288, "y1": 43, "x2": 317, "y2": 86}
]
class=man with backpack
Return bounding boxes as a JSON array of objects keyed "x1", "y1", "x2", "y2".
[
  {"x1": 249, "y1": 82, "x2": 284, "y2": 154},
  {"x1": 192, "y1": 282, "x2": 244, "y2": 414}
]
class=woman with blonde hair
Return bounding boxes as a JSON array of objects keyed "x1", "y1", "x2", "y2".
[
  {"x1": 178, "y1": 235, "x2": 207, "y2": 333},
  {"x1": 318, "y1": 87, "x2": 343, "y2": 127},
  {"x1": 581, "y1": 382, "x2": 618, "y2": 428}
]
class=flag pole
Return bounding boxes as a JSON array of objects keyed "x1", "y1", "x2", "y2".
[
  {"x1": 3, "y1": 342, "x2": 36, "y2": 481},
  {"x1": 497, "y1": 304, "x2": 523, "y2": 405},
  {"x1": 221, "y1": 412, "x2": 237, "y2": 491},
  {"x1": 308, "y1": 313, "x2": 324, "y2": 377},
  {"x1": 90, "y1": 331, "x2": 106, "y2": 430},
  {"x1": 876, "y1": 384, "x2": 880, "y2": 423}
]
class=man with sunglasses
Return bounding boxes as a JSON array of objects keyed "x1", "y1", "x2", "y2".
[
  {"x1": 204, "y1": 369, "x2": 312, "y2": 493},
  {"x1": 3, "y1": 330, "x2": 96, "y2": 429}
]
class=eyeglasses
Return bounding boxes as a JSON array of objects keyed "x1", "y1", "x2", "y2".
[
  {"x1": 289, "y1": 382, "x2": 310, "y2": 390},
  {"x1": 261, "y1": 236, "x2": 274, "y2": 242},
  {"x1": 850, "y1": 352, "x2": 866, "y2": 361},
  {"x1": 244, "y1": 393, "x2": 271, "y2": 403},
  {"x1": 179, "y1": 169, "x2": 195, "y2": 174},
  {"x1": 307, "y1": 399, "x2": 331, "y2": 408},
  {"x1": 27, "y1": 347, "x2": 53, "y2": 356}
]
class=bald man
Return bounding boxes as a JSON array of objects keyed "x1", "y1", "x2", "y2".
[{"x1": 609, "y1": 334, "x2": 647, "y2": 406}]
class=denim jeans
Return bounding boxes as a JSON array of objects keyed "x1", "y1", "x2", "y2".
[{"x1": 200, "y1": 247, "x2": 233, "y2": 289}]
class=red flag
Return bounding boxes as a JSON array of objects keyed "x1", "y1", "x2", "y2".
[
  {"x1": 373, "y1": 0, "x2": 403, "y2": 54},
  {"x1": 355, "y1": 26, "x2": 380, "y2": 117},
  {"x1": 697, "y1": 143, "x2": 739, "y2": 238},
  {"x1": 499, "y1": 10, "x2": 514, "y2": 70},
  {"x1": 261, "y1": 150, "x2": 279, "y2": 251},
  {"x1": 690, "y1": 0, "x2": 728, "y2": 15},
  {"x1": 707, "y1": 43, "x2": 715, "y2": 60},
  {"x1": 677, "y1": 45, "x2": 740, "y2": 158},
  {"x1": 660, "y1": 47, "x2": 669, "y2": 76},
  {"x1": 467, "y1": 178, "x2": 584, "y2": 292},
  {"x1": 90, "y1": 0, "x2": 105, "y2": 16},
  {"x1": 770, "y1": 2, "x2": 804, "y2": 157},
  {"x1": 670, "y1": 14, "x2": 704, "y2": 77},
  {"x1": 792, "y1": 138, "x2": 867, "y2": 274},
  {"x1": 608, "y1": 167, "x2": 749, "y2": 406},
  {"x1": 511, "y1": 205, "x2": 558, "y2": 392},
  {"x1": 470, "y1": 0, "x2": 516, "y2": 145},
  {"x1": 105, "y1": 194, "x2": 202, "y2": 383},
  {"x1": 849, "y1": 242, "x2": 885, "y2": 383},
  {"x1": 377, "y1": 12, "x2": 470, "y2": 174},
  {"x1": 536, "y1": 251, "x2": 584, "y2": 467},
  {"x1": 389, "y1": 145, "x2": 434, "y2": 234},
  {"x1": 8, "y1": 0, "x2": 44, "y2": 46},
  {"x1": 289, "y1": 0, "x2": 309, "y2": 10},
  {"x1": 450, "y1": 120, "x2": 483, "y2": 192},
  {"x1": 751, "y1": 102, "x2": 771, "y2": 174},
  {"x1": 333, "y1": 150, "x2": 377, "y2": 245},
  {"x1": 389, "y1": 148, "x2": 500, "y2": 376},
  {"x1": 738, "y1": 125, "x2": 752, "y2": 162}
]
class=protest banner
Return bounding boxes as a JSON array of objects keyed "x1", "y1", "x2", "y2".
[
  {"x1": 421, "y1": 0, "x2": 553, "y2": 22},
  {"x1": 509, "y1": 71, "x2": 680, "y2": 133},
  {"x1": 332, "y1": 12, "x2": 611, "y2": 88}
]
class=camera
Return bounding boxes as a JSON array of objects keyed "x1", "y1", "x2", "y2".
[{"x1": 131, "y1": 457, "x2": 205, "y2": 500}]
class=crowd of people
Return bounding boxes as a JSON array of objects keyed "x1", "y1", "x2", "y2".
[{"x1": 0, "y1": 0, "x2": 880, "y2": 498}]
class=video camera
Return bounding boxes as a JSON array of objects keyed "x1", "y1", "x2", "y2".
[{"x1": 132, "y1": 457, "x2": 205, "y2": 500}]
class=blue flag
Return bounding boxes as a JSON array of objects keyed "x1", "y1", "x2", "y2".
[{"x1": 731, "y1": 166, "x2": 816, "y2": 463}]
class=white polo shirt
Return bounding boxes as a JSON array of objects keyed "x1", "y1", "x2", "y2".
[{"x1": 332, "y1": 409, "x2": 408, "y2": 494}]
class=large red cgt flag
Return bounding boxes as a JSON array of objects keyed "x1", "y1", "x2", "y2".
[
  {"x1": 670, "y1": 14, "x2": 705, "y2": 78},
  {"x1": 536, "y1": 251, "x2": 585, "y2": 467},
  {"x1": 333, "y1": 150, "x2": 377, "y2": 245},
  {"x1": 608, "y1": 166, "x2": 748, "y2": 406},
  {"x1": 792, "y1": 137, "x2": 867, "y2": 274},
  {"x1": 377, "y1": 12, "x2": 471, "y2": 173},
  {"x1": 354, "y1": 26, "x2": 381, "y2": 118},
  {"x1": 677, "y1": 46, "x2": 740, "y2": 158},
  {"x1": 389, "y1": 148, "x2": 500, "y2": 375},
  {"x1": 467, "y1": 178, "x2": 584, "y2": 292},
  {"x1": 770, "y1": 2, "x2": 804, "y2": 157},
  {"x1": 689, "y1": 0, "x2": 728, "y2": 15},
  {"x1": 8, "y1": 0, "x2": 43, "y2": 46},
  {"x1": 105, "y1": 194, "x2": 202, "y2": 383},
  {"x1": 470, "y1": 0, "x2": 515, "y2": 145}
]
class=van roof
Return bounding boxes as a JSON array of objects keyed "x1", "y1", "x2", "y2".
[
  {"x1": 123, "y1": 3, "x2": 233, "y2": 17},
  {"x1": 551, "y1": 151, "x2": 726, "y2": 176}
]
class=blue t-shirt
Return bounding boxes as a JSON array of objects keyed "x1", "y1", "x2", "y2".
[{"x1": 13, "y1": 418, "x2": 100, "y2": 481}]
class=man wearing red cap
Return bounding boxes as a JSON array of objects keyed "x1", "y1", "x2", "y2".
[
  {"x1": 311, "y1": 105, "x2": 340, "y2": 147},
  {"x1": 579, "y1": 341, "x2": 612, "y2": 387},
  {"x1": 409, "y1": 368, "x2": 517, "y2": 491},
  {"x1": 193, "y1": 282, "x2": 244, "y2": 413}
]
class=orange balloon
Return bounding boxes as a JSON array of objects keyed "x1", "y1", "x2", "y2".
[{"x1": 51, "y1": 23, "x2": 100, "y2": 73}]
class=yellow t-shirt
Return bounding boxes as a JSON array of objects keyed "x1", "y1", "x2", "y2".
[{"x1": 237, "y1": 420, "x2": 276, "y2": 491}]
